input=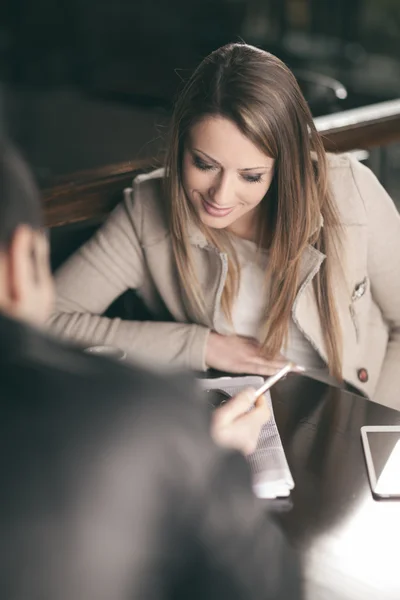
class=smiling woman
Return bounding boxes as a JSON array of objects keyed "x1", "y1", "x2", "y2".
[
  {"x1": 182, "y1": 117, "x2": 275, "y2": 234},
  {"x1": 48, "y1": 43, "x2": 400, "y2": 410},
  {"x1": 165, "y1": 43, "x2": 342, "y2": 380}
]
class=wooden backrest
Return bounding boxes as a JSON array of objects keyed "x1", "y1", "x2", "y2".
[
  {"x1": 43, "y1": 158, "x2": 158, "y2": 229},
  {"x1": 45, "y1": 99, "x2": 400, "y2": 270},
  {"x1": 43, "y1": 99, "x2": 400, "y2": 230}
]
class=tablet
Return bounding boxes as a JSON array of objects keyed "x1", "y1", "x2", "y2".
[{"x1": 361, "y1": 426, "x2": 400, "y2": 499}]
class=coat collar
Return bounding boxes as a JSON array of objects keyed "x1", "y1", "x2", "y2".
[
  {"x1": 187, "y1": 219, "x2": 208, "y2": 248},
  {"x1": 187, "y1": 214, "x2": 326, "y2": 284},
  {"x1": 298, "y1": 244, "x2": 326, "y2": 288}
]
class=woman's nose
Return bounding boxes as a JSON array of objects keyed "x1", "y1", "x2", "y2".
[{"x1": 209, "y1": 173, "x2": 234, "y2": 207}]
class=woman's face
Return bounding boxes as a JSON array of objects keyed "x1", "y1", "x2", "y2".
[{"x1": 182, "y1": 116, "x2": 275, "y2": 238}]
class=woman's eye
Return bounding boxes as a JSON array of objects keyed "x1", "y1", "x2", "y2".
[
  {"x1": 242, "y1": 173, "x2": 263, "y2": 183},
  {"x1": 193, "y1": 156, "x2": 216, "y2": 171}
]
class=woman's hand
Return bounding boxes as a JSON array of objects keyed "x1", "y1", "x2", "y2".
[
  {"x1": 205, "y1": 332, "x2": 287, "y2": 376},
  {"x1": 211, "y1": 388, "x2": 270, "y2": 455}
]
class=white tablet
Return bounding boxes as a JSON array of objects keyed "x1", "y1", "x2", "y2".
[{"x1": 361, "y1": 426, "x2": 400, "y2": 499}]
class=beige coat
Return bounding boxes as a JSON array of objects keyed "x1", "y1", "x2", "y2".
[{"x1": 49, "y1": 154, "x2": 400, "y2": 410}]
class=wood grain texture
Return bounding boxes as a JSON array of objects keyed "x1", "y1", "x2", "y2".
[{"x1": 43, "y1": 158, "x2": 159, "y2": 227}]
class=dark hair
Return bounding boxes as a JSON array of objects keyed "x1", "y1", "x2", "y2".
[{"x1": 0, "y1": 139, "x2": 42, "y2": 248}]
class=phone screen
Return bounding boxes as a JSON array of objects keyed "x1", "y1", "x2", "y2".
[
  {"x1": 365, "y1": 431, "x2": 400, "y2": 496},
  {"x1": 204, "y1": 389, "x2": 232, "y2": 410}
]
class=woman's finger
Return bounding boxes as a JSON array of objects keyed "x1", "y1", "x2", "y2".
[
  {"x1": 253, "y1": 394, "x2": 271, "y2": 420},
  {"x1": 242, "y1": 336, "x2": 261, "y2": 348},
  {"x1": 240, "y1": 362, "x2": 284, "y2": 377},
  {"x1": 247, "y1": 356, "x2": 288, "y2": 368}
]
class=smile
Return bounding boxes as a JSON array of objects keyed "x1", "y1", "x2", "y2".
[{"x1": 201, "y1": 197, "x2": 234, "y2": 218}]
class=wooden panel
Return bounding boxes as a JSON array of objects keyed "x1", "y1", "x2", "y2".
[
  {"x1": 315, "y1": 99, "x2": 400, "y2": 152},
  {"x1": 43, "y1": 158, "x2": 158, "y2": 227}
]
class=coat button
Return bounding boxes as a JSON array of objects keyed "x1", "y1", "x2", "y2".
[{"x1": 357, "y1": 368, "x2": 369, "y2": 383}]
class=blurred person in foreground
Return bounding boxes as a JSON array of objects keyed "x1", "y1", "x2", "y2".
[{"x1": 0, "y1": 140, "x2": 300, "y2": 599}]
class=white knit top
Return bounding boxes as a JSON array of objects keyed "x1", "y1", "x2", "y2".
[{"x1": 216, "y1": 236, "x2": 326, "y2": 370}]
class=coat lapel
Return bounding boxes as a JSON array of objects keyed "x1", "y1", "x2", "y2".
[
  {"x1": 179, "y1": 221, "x2": 223, "y2": 327},
  {"x1": 292, "y1": 245, "x2": 328, "y2": 361},
  {"x1": 186, "y1": 220, "x2": 331, "y2": 361}
]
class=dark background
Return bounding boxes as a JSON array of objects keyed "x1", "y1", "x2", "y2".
[{"x1": 0, "y1": 0, "x2": 399, "y2": 185}]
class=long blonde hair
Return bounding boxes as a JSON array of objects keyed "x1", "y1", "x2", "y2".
[{"x1": 165, "y1": 43, "x2": 343, "y2": 379}]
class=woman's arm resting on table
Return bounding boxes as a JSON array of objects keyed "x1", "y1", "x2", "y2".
[
  {"x1": 48, "y1": 193, "x2": 211, "y2": 370},
  {"x1": 206, "y1": 332, "x2": 288, "y2": 376}
]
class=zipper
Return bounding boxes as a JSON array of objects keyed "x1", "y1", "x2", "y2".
[
  {"x1": 211, "y1": 249, "x2": 228, "y2": 330},
  {"x1": 291, "y1": 255, "x2": 327, "y2": 362}
]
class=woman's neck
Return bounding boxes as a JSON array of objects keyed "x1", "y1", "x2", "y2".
[
  {"x1": 227, "y1": 210, "x2": 259, "y2": 243},
  {"x1": 227, "y1": 206, "x2": 270, "y2": 247}
]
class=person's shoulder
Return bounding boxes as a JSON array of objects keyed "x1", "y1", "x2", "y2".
[
  {"x1": 129, "y1": 167, "x2": 169, "y2": 246},
  {"x1": 2, "y1": 317, "x2": 210, "y2": 438},
  {"x1": 326, "y1": 151, "x2": 363, "y2": 175},
  {"x1": 326, "y1": 153, "x2": 370, "y2": 225},
  {"x1": 0, "y1": 318, "x2": 226, "y2": 519},
  {"x1": 326, "y1": 151, "x2": 376, "y2": 184}
]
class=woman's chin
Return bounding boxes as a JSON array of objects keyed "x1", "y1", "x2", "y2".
[
  {"x1": 200, "y1": 213, "x2": 233, "y2": 229},
  {"x1": 197, "y1": 206, "x2": 238, "y2": 229}
]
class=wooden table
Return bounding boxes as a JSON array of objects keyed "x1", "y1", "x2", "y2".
[{"x1": 270, "y1": 374, "x2": 400, "y2": 600}]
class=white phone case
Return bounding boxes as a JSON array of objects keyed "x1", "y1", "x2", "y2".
[{"x1": 361, "y1": 425, "x2": 400, "y2": 498}]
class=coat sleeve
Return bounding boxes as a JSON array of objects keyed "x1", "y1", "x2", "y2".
[
  {"x1": 130, "y1": 373, "x2": 302, "y2": 600},
  {"x1": 48, "y1": 189, "x2": 209, "y2": 370},
  {"x1": 350, "y1": 157, "x2": 400, "y2": 409},
  {"x1": 188, "y1": 450, "x2": 302, "y2": 600}
]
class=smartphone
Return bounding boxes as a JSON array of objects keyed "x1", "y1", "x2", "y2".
[
  {"x1": 361, "y1": 426, "x2": 400, "y2": 499},
  {"x1": 204, "y1": 388, "x2": 232, "y2": 409}
]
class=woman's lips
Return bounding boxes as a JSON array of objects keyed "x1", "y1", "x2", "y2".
[{"x1": 201, "y1": 197, "x2": 234, "y2": 217}]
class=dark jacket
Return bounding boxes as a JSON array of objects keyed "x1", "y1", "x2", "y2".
[{"x1": 0, "y1": 313, "x2": 301, "y2": 600}]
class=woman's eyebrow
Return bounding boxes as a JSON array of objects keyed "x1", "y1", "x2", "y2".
[
  {"x1": 193, "y1": 148, "x2": 220, "y2": 165},
  {"x1": 193, "y1": 148, "x2": 272, "y2": 171},
  {"x1": 240, "y1": 165, "x2": 272, "y2": 172}
]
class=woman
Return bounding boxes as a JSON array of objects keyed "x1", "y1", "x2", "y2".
[{"x1": 49, "y1": 43, "x2": 400, "y2": 409}]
